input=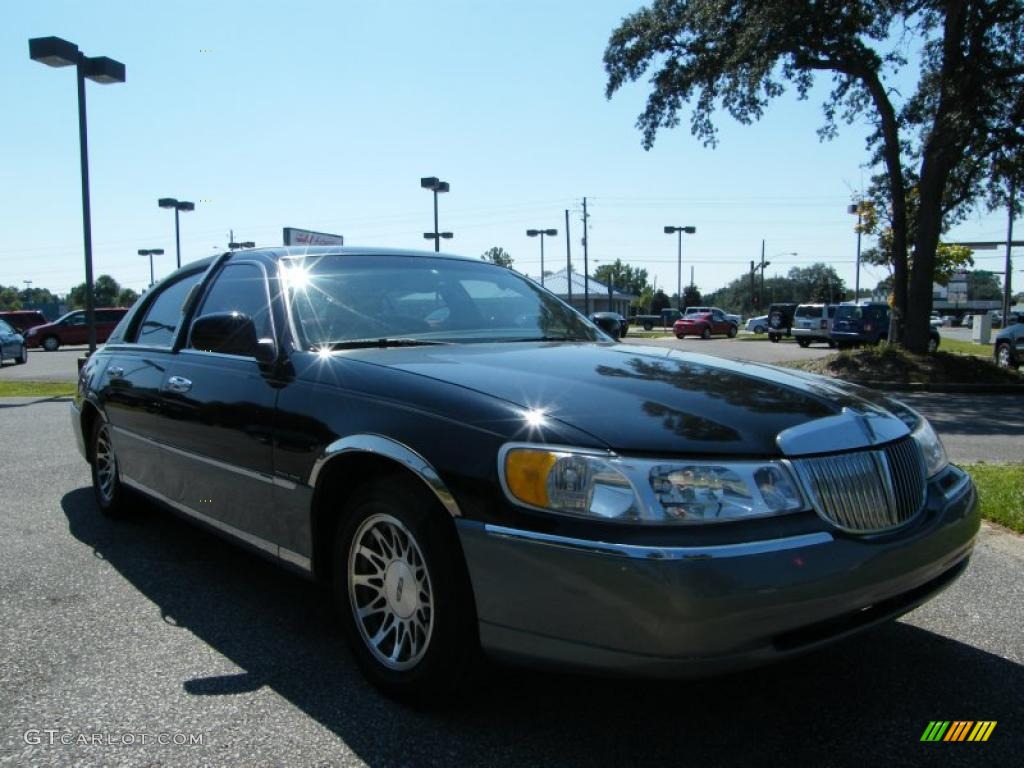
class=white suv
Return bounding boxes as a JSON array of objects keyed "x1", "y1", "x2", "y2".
[{"x1": 791, "y1": 303, "x2": 836, "y2": 347}]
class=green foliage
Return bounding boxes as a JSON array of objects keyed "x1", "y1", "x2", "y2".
[
  {"x1": 480, "y1": 247, "x2": 514, "y2": 267},
  {"x1": 0, "y1": 287, "x2": 22, "y2": 310},
  {"x1": 705, "y1": 263, "x2": 845, "y2": 313},
  {"x1": 117, "y1": 288, "x2": 140, "y2": 307},
  {"x1": 604, "y1": 0, "x2": 1024, "y2": 353},
  {"x1": 651, "y1": 289, "x2": 670, "y2": 313},
  {"x1": 67, "y1": 274, "x2": 128, "y2": 309},
  {"x1": 683, "y1": 284, "x2": 702, "y2": 306},
  {"x1": 968, "y1": 271, "x2": 1003, "y2": 301},
  {"x1": 593, "y1": 259, "x2": 649, "y2": 296}
]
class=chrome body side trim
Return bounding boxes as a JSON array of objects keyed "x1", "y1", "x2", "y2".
[
  {"x1": 109, "y1": 425, "x2": 296, "y2": 489},
  {"x1": 483, "y1": 524, "x2": 833, "y2": 560},
  {"x1": 776, "y1": 407, "x2": 910, "y2": 457},
  {"x1": 121, "y1": 475, "x2": 311, "y2": 574},
  {"x1": 308, "y1": 434, "x2": 461, "y2": 518}
]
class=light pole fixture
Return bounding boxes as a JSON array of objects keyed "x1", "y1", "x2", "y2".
[
  {"x1": 848, "y1": 203, "x2": 864, "y2": 299},
  {"x1": 158, "y1": 198, "x2": 195, "y2": 269},
  {"x1": 138, "y1": 248, "x2": 164, "y2": 287},
  {"x1": 30, "y1": 36, "x2": 125, "y2": 354},
  {"x1": 420, "y1": 176, "x2": 452, "y2": 252},
  {"x1": 526, "y1": 228, "x2": 558, "y2": 286},
  {"x1": 229, "y1": 240, "x2": 256, "y2": 249},
  {"x1": 664, "y1": 225, "x2": 696, "y2": 310}
]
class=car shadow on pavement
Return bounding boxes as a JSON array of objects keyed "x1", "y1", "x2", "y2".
[
  {"x1": 902, "y1": 394, "x2": 1024, "y2": 439},
  {"x1": 62, "y1": 488, "x2": 1022, "y2": 767},
  {"x1": 0, "y1": 396, "x2": 73, "y2": 409}
]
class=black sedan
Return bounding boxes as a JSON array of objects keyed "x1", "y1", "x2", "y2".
[
  {"x1": 589, "y1": 311, "x2": 628, "y2": 340},
  {"x1": 71, "y1": 247, "x2": 979, "y2": 701}
]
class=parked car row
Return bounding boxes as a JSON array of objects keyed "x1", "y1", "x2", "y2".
[{"x1": 0, "y1": 308, "x2": 130, "y2": 351}]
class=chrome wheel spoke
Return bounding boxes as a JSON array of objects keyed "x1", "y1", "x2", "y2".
[{"x1": 348, "y1": 513, "x2": 435, "y2": 671}]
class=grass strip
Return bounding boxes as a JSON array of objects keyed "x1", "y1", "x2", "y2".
[
  {"x1": 963, "y1": 463, "x2": 1024, "y2": 534},
  {"x1": 0, "y1": 380, "x2": 76, "y2": 398}
]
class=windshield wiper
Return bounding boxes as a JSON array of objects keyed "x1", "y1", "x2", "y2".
[{"x1": 320, "y1": 338, "x2": 449, "y2": 350}]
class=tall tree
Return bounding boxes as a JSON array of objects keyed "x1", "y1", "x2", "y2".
[
  {"x1": 593, "y1": 259, "x2": 650, "y2": 295},
  {"x1": 480, "y1": 247, "x2": 514, "y2": 268},
  {"x1": 604, "y1": 0, "x2": 1024, "y2": 352},
  {"x1": 68, "y1": 274, "x2": 125, "y2": 309}
]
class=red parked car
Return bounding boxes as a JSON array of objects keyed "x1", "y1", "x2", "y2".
[
  {"x1": 24, "y1": 308, "x2": 129, "y2": 351},
  {"x1": 673, "y1": 309, "x2": 739, "y2": 339},
  {"x1": 0, "y1": 310, "x2": 49, "y2": 336}
]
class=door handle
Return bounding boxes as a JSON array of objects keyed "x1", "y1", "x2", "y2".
[
  {"x1": 108, "y1": 366, "x2": 124, "y2": 379},
  {"x1": 166, "y1": 375, "x2": 192, "y2": 393}
]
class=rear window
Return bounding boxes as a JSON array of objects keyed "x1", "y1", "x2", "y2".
[
  {"x1": 835, "y1": 306, "x2": 862, "y2": 321},
  {"x1": 794, "y1": 306, "x2": 821, "y2": 318}
]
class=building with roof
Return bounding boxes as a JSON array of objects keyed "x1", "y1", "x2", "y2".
[{"x1": 529, "y1": 268, "x2": 636, "y2": 316}]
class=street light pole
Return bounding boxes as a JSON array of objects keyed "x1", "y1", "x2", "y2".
[
  {"x1": 526, "y1": 228, "x2": 558, "y2": 286},
  {"x1": 138, "y1": 248, "x2": 164, "y2": 287},
  {"x1": 30, "y1": 37, "x2": 125, "y2": 355},
  {"x1": 420, "y1": 177, "x2": 452, "y2": 251},
  {"x1": 848, "y1": 203, "x2": 863, "y2": 299},
  {"x1": 664, "y1": 225, "x2": 696, "y2": 310},
  {"x1": 158, "y1": 198, "x2": 195, "y2": 268}
]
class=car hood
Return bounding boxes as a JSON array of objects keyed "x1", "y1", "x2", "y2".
[{"x1": 340, "y1": 342, "x2": 907, "y2": 457}]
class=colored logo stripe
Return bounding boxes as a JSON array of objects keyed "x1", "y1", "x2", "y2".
[{"x1": 920, "y1": 721, "x2": 996, "y2": 742}]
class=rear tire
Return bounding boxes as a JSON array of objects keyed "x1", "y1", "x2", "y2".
[
  {"x1": 333, "y1": 475, "x2": 478, "y2": 702},
  {"x1": 643, "y1": 322, "x2": 653, "y2": 331},
  {"x1": 15, "y1": 346, "x2": 27, "y2": 365},
  {"x1": 797, "y1": 338, "x2": 810, "y2": 348},
  {"x1": 42, "y1": 336, "x2": 59, "y2": 352},
  {"x1": 700, "y1": 326, "x2": 711, "y2": 340},
  {"x1": 727, "y1": 325, "x2": 737, "y2": 338},
  {"x1": 90, "y1": 418, "x2": 131, "y2": 518},
  {"x1": 769, "y1": 334, "x2": 779, "y2": 343}
]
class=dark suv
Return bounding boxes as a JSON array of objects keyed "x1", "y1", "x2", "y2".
[
  {"x1": 766, "y1": 303, "x2": 798, "y2": 343},
  {"x1": 24, "y1": 308, "x2": 129, "y2": 351},
  {"x1": 830, "y1": 303, "x2": 891, "y2": 347}
]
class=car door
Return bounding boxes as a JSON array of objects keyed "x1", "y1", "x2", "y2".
[
  {"x1": 154, "y1": 261, "x2": 282, "y2": 550},
  {"x1": 102, "y1": 269, "x2": 208, "y2": 498},
  {"x1": 711, "y1": 309, "x2": 727, "y2": 334},
  {"x1": 61, "y1": 312, "x2": 88, "y2": 345}
]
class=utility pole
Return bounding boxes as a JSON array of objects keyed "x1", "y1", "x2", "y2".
[
  {"x1": 1004, "y1": 180, "x2": 1016, "y2": 324},
  {"x1": 759, "y1": 240, "x2": 768, "y2": 310},
  {"x1": 564, "y1": 209, "x2": 572, "y2": 307},
  {"x1": 750, "y1": 261, "x2": 756, "y2": 310},
  {"x1": 582, "y1": 197, "x2": 590, "y2": 314}
]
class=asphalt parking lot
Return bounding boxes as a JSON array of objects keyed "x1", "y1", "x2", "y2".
[
  {"x1": 0, "y1": 397, "x2": 1021, "y2": 767},
  {"x1": 0, "y1": 345, "x2": 88, "y2": 381}
]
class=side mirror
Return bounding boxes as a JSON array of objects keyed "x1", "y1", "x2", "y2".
[{"x1": 190, "y1": 312, "x2": 276, "y2": 362}]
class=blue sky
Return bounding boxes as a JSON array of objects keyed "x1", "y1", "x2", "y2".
[{"x1": 2, "y1": 0, "x2": 1013, "y2": 297}]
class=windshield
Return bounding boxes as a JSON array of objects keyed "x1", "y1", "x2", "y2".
[
  {"x1": 834, "y1": 306, "x2": 862, "y2": 320},
  {"x1": 283, "y1": 254, "x2": 602, "y2": 346}
]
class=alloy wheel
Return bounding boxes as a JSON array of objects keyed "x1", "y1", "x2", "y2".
[
  {"x1": 94, "y1": 423, "x2": 117, "y2": 504},
  {"x1": 348, "y1": 513, "x2": 434, "y2": 671},
  {"x1": 996, "y1": 344, "x2": 1012, "y2": 368}
]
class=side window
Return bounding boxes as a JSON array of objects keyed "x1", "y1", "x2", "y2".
[
  {"x1": 191, "y1": 263, "x2": 273, "y2": 347},
  {"x1": 712, "y1": 309, "x2": 724, "y2": 321},
  {"x1": 134, "y1": 272, "x2": 205, "y2": 347},
  {"x1": 65, "y1": 313, "x2": 87, "y2": 327}
]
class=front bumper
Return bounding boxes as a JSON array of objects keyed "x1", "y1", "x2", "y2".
[{"x1": 456, "y1": 470, "x2": 978, "y2": 676}]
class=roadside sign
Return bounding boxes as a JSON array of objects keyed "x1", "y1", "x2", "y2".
[{"x1": 283, "y1": 227, "x2": 344, "y2": 246}]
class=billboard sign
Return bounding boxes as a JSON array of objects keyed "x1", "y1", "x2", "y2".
[{"x1": 283, "y1": 227, "x2": 344, "y2": 246}]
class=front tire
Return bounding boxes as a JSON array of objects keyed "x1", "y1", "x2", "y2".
[
  {"x1": 700, "y1": 326, "x2": 711, "y2": 340},
  {"x1": 90, "y1": 418, "x2": 130, "y2": 517},
  {"x1": 15, "y1": 345, "x2": 28, "y2": 365},
  {"x1": 996, "y1": 342, "x2": 1016, "y2": 369},
  {"x1": 727, "y1": 325, "x2": 737, "y2": 338},
  {"x1": 334, "y1": 476, "x2": 477, "y2": 701},
  {"x1": 42, "y1": 336, "x2": 59, "y2": 352},
  {"x1": 797, "y1": 338, "x2": 810, "y2": 348}
]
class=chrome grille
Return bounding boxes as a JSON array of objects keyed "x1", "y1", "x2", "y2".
[{"x1": 794, "y1": 438, "x2": 927, "y2": 533}]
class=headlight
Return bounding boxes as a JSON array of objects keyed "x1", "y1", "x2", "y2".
[
  {"x1": 500, "y1": 445, "x2": 805, "y2": 524},
  {"x1": 887, "y1": 399, "x2": 948, "y2": 478},
  {"x1": 911, "y1": 417, "x2": 948, "y2": 478}
]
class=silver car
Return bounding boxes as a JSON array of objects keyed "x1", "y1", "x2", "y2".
[
  {"x1": 0, "y1": 318, "x2": 28, "y2": 365},
  {"x1": 791, "y1": 304, "x2": 837, "y2": 347}
]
